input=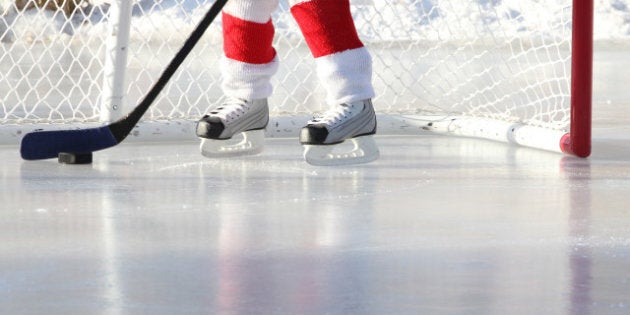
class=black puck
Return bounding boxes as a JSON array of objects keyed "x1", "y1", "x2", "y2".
[{"x1": 58, "y1": 152, "x2": 93, "y2": 164}]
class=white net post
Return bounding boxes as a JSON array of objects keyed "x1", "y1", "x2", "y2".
[{"x1": 100, "y1": 0, "x2": 133, "y2": 123}]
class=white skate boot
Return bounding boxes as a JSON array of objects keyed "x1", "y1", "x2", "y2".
[
  {"x1": 196, "y1": 97, "x2": 268, "y2": 157},
  {"x1": 299, "y1": 99, "x2": 378, "y2": 166}
]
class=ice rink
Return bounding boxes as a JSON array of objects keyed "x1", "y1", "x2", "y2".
[{"x1": 2, "y1": 50, "x2": 630, "y2": 315}]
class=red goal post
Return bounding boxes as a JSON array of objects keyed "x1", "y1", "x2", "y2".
[
  {"x1": 565, "y1": 0, "x2": 593, "y2": 157},
  {"x1": 0, "y1": 0, "x2": 593, "y2": 156}
]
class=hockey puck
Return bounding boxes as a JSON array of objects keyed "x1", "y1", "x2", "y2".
[{"x1": 58, "y1": 152, "x2": 93, "y2": 164}]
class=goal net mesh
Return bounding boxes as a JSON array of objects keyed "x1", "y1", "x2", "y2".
[{"x1": 1, "y1": 0, "x2": 573, "y2": 135}]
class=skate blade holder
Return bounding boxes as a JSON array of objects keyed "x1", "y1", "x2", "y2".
[
  {"x1": 303, "y1": 135, "x2": 379, "y2": 166},
  {"x1": 200, "y1": 129, "x2": 265, "y2": 158}
]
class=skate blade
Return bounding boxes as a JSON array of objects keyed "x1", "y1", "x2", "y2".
[
  {"x1": 200, "y1": 129, "x2": 265, "y2": 158},
  {"x1": 303, "y1": 135, "x2": 379, "y2": 166}
]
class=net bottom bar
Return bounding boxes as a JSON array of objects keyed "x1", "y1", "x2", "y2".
[
  {"x1": 390, "y1": 115, "x2": 569, "y2": 154},
  {"x1": 2, "y1": 115, "x2": 571, "y2": 156}
]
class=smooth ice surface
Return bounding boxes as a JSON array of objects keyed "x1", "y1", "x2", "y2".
[
  {"x1": 3, "y1": 134, "x2": 630, "y2": 314},
  {"x1": 2, "y1": 48, "x2": 630, "y2": 315},
  {"x1": 3, "y1": 130, "x2": 630, "y2": 314}
]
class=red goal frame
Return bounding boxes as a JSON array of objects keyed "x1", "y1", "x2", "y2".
[{"x1": 562, "y1": 0, "x2": 593, "y2": 158}]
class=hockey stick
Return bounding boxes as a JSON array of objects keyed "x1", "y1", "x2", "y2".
[{"x1": 20, "y1": 0, "x2": 229, "y2": 160}]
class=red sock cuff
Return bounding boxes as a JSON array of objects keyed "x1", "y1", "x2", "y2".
[
  {"x1": 222, "y1": 12, "x2": 276, "y2": 64},
  {"x1": 290, "y1": 0, "x2": 364, "y2": 58}
]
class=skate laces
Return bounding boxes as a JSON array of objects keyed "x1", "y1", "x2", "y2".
[
  {"x1": 309, "y1": 102, "x2": 363, "y2": 127},
  {"x1": 209, "y1": 97, "x2": 250, "y2": 123}
]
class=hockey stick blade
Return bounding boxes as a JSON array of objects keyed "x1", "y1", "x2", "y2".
[
  {"x1": 20, "y1": 127, "x2": 117, "y2": 160},
  {"x1": 20, "y1": 0, "x2": 228, "y2": 161}
]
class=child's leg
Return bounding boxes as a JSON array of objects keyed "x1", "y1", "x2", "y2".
[
  {"x1": 196, "y1": 0, "x2": 279, "y2": 157},
  {"x1": 290, "y1": 0, "x2": 378, "y2": 165}
]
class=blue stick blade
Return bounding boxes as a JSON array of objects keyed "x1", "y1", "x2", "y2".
[{"x1": 20, "y1": 126, "x2": 118, "y2": 160}]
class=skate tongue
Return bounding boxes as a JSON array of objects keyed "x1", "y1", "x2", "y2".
[
  {"x1": 303, "y1": 135, "x2": 379, "y2": 166},
  {"x1": 211, "y1": 98, "x2": 250, "y2": 122},
  {"x1": 309, "y1": 101, "x2": 363, "y2": 126}
]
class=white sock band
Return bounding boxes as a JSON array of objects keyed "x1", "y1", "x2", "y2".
[
  {"x1": 315, "y1": 47, "x2": 375, "y2": 105},
  {"x1": 221, "y1": 55, "x2": 279, "y2": 100}
]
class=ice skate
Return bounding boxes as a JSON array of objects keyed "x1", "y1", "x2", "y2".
[
  {"x1": 196, "y1": 97, "x2": 268, "y2": 157},
  {"x1": 299, "y1": 99, "x2": 378, "y2": 166}
]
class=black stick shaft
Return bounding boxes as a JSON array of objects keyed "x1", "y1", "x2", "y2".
[{"x1": 109, "y1": 0, "x2": 228, "y2": 142}]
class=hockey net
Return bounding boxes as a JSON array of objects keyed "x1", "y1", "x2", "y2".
[{"x1": 0, "y1": 0, "x2": 591, "y2": 155}]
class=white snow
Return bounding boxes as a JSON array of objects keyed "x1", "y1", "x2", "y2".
[{"x1": 1, "y1": 0, "x2": 629, "y2": 43}]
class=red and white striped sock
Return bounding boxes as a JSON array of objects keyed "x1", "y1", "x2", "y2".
[
  {"x1": 221, "y1": 0, "x2": 279, "y2": 100},
  {"x1": 290, "y1": 0, "x2": 374, "y2": 105}
]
